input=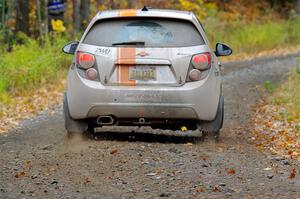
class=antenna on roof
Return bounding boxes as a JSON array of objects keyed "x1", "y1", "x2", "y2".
[{"x1": 142, "y1": 6, "x2": 149, "y2": 11}]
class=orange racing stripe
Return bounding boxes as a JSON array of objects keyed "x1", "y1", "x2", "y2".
[
  {"x1": 115, "y1": 10, "x2": 137, "y2": 86},
  {"x1": 120, "y1": 48, "x2": 136, "y2": 86},
  {"x1": 119, "y1": 9, "x2": 137, "y2": 17},
  {"x1": 116, "y1": 47, "x2": 136, "y2": 86},
  {"x1": 116, "y1": 48, "x2": 120, "y2": 83}
]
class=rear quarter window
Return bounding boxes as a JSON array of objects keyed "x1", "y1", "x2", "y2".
[{"x1": 83, "y1": 18, "x2": 205, "y2": 47}]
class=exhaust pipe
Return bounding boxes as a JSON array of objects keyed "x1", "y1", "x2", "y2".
[{"x1": 97, "y1": 115, "x2": 115, "y2": 126}]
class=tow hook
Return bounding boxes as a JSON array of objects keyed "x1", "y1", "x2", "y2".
[{"x1": 139, "y1": 118, "x2": 146, "y2": 124}]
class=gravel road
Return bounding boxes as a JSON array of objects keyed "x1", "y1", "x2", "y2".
[{"x1": 0, "y1": 55, "x2": 300, "y2": 199}]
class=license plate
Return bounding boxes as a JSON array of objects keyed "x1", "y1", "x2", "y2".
[{"x1": 129, "y1": 66, "x2": 156, "y2": 81}]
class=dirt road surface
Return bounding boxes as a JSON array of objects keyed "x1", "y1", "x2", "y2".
[{"x1": 1, "y1": 55, "x2": 300, "y2": 198}]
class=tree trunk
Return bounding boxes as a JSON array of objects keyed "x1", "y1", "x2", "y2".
[
  {"x1": 296, "y1": 0, "x2": 300, "y2": 14},
  {"x1": 1, "y1": 0, "x2": 5, "y2": 29},
  {"x1": 44, "y1": 0, "x2": 48, "y2": 35},
  {"x1": 36, "y1": 0, "x2": 43, "y2": 37},
  {"x1": 80, "y1": 0, "x2": 90, "y2": 27},
  {"x1": 73, "y1": 0, "x2": 81, "y2": 34},
  {"x1": 16, "y1": 0, "x2": 29, "y2": 35}
]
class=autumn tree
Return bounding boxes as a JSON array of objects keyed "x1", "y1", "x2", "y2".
[
  {"x1": 0, "y1": 0, "x2": 8, "y2": 30},
  {"x1": 81, "y1": 0, "x2": 90, "y2": 27},
  {"x1": 295, "y1": 0, "x2": 300, "y2": 14},
  {"x1": 266, "y1": 0, "x2": 300, "y2": 15},
  {"x1": 73, "y1": 0, "x2": 81, "y2": 33},
  {"x1": 16, "y1": 0, "x2": 29, "y2": 34}
]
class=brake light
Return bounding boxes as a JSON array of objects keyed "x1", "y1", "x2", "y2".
[
  {"x1": 186, "y1": 52, "x2": 212, "y2": 82},
  {"x1": 76, "y1": 52, "x2": 95, "y2": 69},
  {"x1": 192, "y1": 52, "x2": 211, "y2": 70}
]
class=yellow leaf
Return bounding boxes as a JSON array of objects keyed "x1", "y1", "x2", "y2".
[{"x1": 51, "y1": 19, "x2": 66, "y2": 33}]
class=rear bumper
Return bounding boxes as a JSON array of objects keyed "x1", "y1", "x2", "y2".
[
  {"x1": 88, "y1": 105, "x2": 198, "y2": 119},
  {"x1": 67, "y1": 68, "x2": 221, "y2": 121}
]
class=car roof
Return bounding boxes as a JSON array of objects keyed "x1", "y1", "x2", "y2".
[{"x1": 96, "y1": 9, "x2": 194, "y2": 21}]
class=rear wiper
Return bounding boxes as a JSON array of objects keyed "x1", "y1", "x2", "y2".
[{"x1": 112, "y1": 41, "x2": 145, "y2": 46}]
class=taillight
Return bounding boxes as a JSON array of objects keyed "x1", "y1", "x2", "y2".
[
  {"x1": 85, "y1": 68, "x2": 98, "y2": 80},
  {"x1": 188, "y1": 69, "x2": 201, "y2": 81},
  {"x1": 76, "y1": 52, "x2": 95, "y2": 69},
  {"x1": 192, "y1": 52, "x2": 211, "y2": 70},
  {"x1": 187, "y1": 52, "x2": 212, "y2": 82}
]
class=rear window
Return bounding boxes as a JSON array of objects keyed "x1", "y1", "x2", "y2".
[{"x1": 83, "y1": 18, "x2": 205, "y2": 47}]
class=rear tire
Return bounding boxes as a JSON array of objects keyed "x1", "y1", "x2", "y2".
[
  {"x1": 63, "y1": 93, "x2": 90, "y2": 138},
  {"x1": 198, "y1": 96, "x2": 224, "y2": 137}
]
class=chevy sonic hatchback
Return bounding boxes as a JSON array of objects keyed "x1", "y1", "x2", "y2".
[{"x1": 62, "y1": 8, "x2": 232, "y2": 138}]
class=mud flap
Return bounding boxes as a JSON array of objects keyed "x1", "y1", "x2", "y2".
[
  {"x1": 198, "y1": 96, "x2": 224, "y2": 134},
  {"x1": 63, "y1": 93, "x2": 88, "y2": 134}
]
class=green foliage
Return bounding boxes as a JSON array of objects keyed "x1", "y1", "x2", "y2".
[
  {"x1": 204, "y1": 17, "x2": 300, "y2": 54},
  {"x1": 0, "y1": 34, "x2": 70, "y2": 102},
  {"x1": 272, "y1": 65, "x2": 300, "y2": 123},
  {"x1": 296, "y1": 125, "x2": 300, "y2": 132},
  {"x1": 263, "y1": 81, "x2": 277, "y2": 94},
  {"x1": 296, "y1": 65, "x2": 300, "y2": 74},
  {"x1": 175, "y1": 0, "x2": 217, "y2": 19}
]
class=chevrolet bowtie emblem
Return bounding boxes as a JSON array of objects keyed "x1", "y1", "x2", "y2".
[{"x1": 137, "y1": 51, "x2": 149, "y2": 57}]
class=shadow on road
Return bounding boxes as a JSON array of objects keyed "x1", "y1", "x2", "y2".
[{"x1": 85, "y1": 131, "x2": 205, "y2": 144}]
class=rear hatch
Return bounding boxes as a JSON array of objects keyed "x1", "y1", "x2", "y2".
[{"x1": 80, "y1": 17, "x2": 206, "y2": 86}]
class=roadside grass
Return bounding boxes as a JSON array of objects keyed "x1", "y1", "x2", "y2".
[
  {"x1": 263, "y1": 81, "x2": 277, "y2": 94},
  {"x1": 272, "y1": 65, "x2": 300, "y2": 124},
  {"x1": 0, "y1": 34, "x2": 70, "y2": 132},
  {"x1": 252, "y1": 63, "x2": 300, "y2": 161},
  {"x1": 205, "y1": 17, "x2": 300, "y2": 55},
  {"x1": 262, "y1": 64, "x2": 300, "y2": 122},
  {"x1": 0, "y1": 34, "x2": 70, "y2": 104}
]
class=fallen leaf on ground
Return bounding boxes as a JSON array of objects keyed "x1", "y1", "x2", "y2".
[
  {"x1": 110, "y1": 149, "x2": 118, "y2": 155},
  {"x1": 247, "y1": 194, "x2": 254, "y2": 199},
  {"x1": 0, "y1": 80, "x2": 65, "y2": 134},
  {"x1": 251, "y1": 98, "x2": 300, "y2": 163},
  {"x1": 180, "y1": 126, "x2": 187, "y2": 132},
  {"x1": 212, "y1": 186, "x2": 221, "y2": 192},
  {"x1": 15, "y1": 171, "x2": 26, "y2": 178},
  {"x1": 227, "y1": 168, "x2": 236, "y2": 175},
  {"x1": 196, "y1": 187, "x2": 205, "y2": 193},
  {"x1": 289, "y1": 168, "x2": 296, "y2": 179},
  {"x1": 84, "y1": 177, "x2": 91, "y2": 185}
]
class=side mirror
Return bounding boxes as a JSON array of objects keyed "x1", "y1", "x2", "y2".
[
  {"x1": 215, "y1": 43, "x2": 233, "y2": 57},
  {"x1": 62, "y1": 41, "x2": 79, "y2": 55}
]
